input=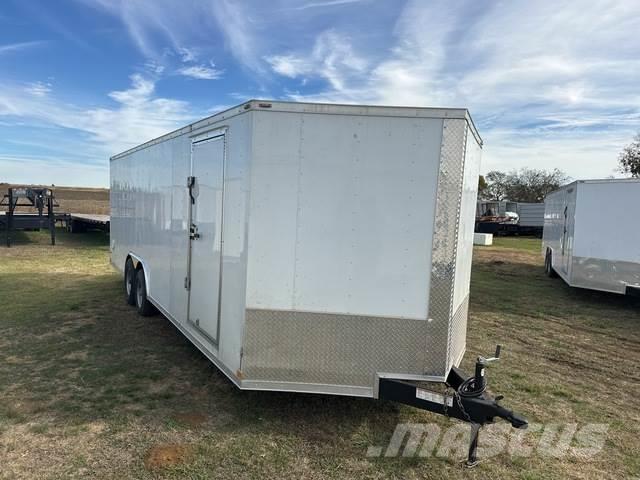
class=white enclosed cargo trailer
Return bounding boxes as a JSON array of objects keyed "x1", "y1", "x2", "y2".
[
  {"x1": 542, "y1": 179, "x2": 640, "y2": 294},
  {"x1": 110, "y1": 100, "x2": 484, "y2": 397},
  {"x1": 110, "y1": 101, "x2": 530, "y2": 465}
]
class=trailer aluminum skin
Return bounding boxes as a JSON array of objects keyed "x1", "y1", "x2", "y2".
[
  {"x1": 543, "y1": 178, "x2": 640, "y2": 295},
  {"x1": 111, "y1": 100, "x2": 526, "y2": 466}
]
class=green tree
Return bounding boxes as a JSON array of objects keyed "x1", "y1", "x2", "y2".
[
  {"x1": 504, "y1": 168, "x2": 570, "y2": 202},
  {"x1": 619, "y1": 133, "x2": 640, "y2": 177}
]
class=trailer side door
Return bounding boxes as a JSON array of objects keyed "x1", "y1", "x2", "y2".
[{"x1": 187, "y1": 133, "x2": 225, "y2": 344}]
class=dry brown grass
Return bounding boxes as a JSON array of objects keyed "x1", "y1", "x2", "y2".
[{"x1": 0, "y1": 232, "x2": 638, "y2": 479}]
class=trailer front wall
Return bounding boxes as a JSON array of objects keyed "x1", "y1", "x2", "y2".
[
  {"x1": 242, "y1": 114, "x2": 476, "y2": 392},
  {"x1": 571, "y1": 181, "x2": 640, "y2": 293},
  {"x1": 543, "y1": 185, "x2": 577, "y2": 282}
]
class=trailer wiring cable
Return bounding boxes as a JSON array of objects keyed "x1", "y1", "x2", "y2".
[{"x1": 457, "y1": 375, "x2": 487, "y2": 398}]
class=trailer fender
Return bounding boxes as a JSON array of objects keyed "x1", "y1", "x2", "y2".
[{"x1": 126, "y1": 252, "x2": 151, "y2": 297}]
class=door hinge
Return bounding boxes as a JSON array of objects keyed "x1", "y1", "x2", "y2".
[{"x1": 184, "y1": 276, "x2": 191, "y2": 290}]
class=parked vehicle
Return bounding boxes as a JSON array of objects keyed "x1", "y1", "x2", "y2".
[
  {"x1": 543, "y1": 179, "x2": 640, "y2": 295},
  {"x1": 476, "y1": 201, "x2": 544, "y2": 236}
]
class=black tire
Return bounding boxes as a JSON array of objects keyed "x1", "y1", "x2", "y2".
[
  {"x1": 545, "y1": 250, "x2": 559, "y2": 278},
  {"x1": 135, "y1": 268, "x2": 157, "y2": 316},
  {"x1": 124, "y1": 258, "x2": 136, "y2": 305}
]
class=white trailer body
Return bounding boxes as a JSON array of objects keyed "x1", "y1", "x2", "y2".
[
  {"x1": 517, "y1": 203, "x2": 545, "y2": 228},
  {"x1": 543, "y1": 179, "x2": 640, "y2": 294},
  {"x1": 110, "y1": 100, "x2": 482, "y2": 398}
]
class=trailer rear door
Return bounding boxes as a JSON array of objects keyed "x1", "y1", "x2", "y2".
[{"x1": 187, "y1": 134, "x2": 225, "y2": 344}]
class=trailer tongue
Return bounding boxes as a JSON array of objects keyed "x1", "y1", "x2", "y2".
[{"x1": 379, "y1": 345, "x2": 528, "y2": 467}]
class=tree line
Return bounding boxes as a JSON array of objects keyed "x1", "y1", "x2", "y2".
[
  {"x1": 479, "y1": 132, "x2": 640, "y2": 203},
  {"x1": 478, "y1": 168, "x2": 570, "y2": 203}
]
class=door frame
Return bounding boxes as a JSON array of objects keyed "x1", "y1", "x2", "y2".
[{"x1": 186, "y1": 127, "x2": 227, "y2": 346}]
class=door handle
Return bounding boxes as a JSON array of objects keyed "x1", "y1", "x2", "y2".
[{"x1": 190, "y1": 224, "x2": 200, "y2": 240}]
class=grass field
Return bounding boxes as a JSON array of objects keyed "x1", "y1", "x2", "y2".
[
  {"x1": 0, "y1": 184, "x2": 109, "y2": 215},
  {"x1": 0, "y1": 232, "x2": 638, "y2": 479}
]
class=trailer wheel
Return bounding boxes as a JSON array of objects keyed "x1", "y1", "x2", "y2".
[
  {"x1": 545, "y1": 250, "x2": 558, "y2": 278},
  {"x1": 135, "y1": 268, "x2": 157, "y2": 316},
  {"x1": 124, "y1": 258, "x2": 136, "y2": 305}
]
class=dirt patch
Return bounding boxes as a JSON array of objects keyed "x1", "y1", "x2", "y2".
[
  {"x1": 144, "y1": 443, "x2": 192, "y2": 470},
  {"x1": 174, "y1": 412, "x2": 209, "y2": 428}
]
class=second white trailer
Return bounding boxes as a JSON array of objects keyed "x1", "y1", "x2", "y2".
[{"x1": 543, "y1": 179, "x2": 640, "y2": 294}]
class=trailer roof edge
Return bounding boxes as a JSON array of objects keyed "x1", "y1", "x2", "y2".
[
  {"x1": 110, "y1": 100, "x2": 483, "y2": 161},
  {"x1": 545, "y1": 177, "x2": 640, "y2": 198}
]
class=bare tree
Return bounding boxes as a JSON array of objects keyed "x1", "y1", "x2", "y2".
[
  {"x1": 619, "y1": 133, "x2": 640, "y2": 177},
  {"x1": 485, "y1": 171, "x2": 509, "y2": 201}
]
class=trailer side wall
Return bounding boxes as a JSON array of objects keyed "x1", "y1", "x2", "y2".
[{"x1": 110, "y1": 112, "x2": 253, "y2": 376}]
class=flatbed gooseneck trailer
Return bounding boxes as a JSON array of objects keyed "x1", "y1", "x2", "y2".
[
  {"x1": 1, "y1": 187, "x2": 59, "y2": 247},
  {"x1": 110, "y1": 100, "x2": 527, "y2": 465}
]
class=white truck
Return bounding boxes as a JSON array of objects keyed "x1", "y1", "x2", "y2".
[{"x1": 543, "y1": 179, "x2": 640, "y2": 295}]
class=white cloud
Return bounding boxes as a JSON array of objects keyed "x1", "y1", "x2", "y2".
[
  {"x1": 178, "y1": 46, "x2": 197, "y2": 63},
  {"x1": 178, "y1": 64, "x2": 223, "y2": 80},
  {"x1": 0, "y1": 74, "x2": 196, "y2": 158},
  {"x1": 209, "y1": 0, "x2": 262, "y2": 72},
  {"x1": 77, "y1": 0, "x2": 269, "y2": 74},
  {"x1": 265, "y1": 30, "x2": 367, "y2": 91},
  {"x1": 289, "y1": 0, "x2": 366, "y2": 11},
  {"x1": 85, "y1": 74, "x2": 194, "y2": 153},
  {"x1": 267, "y1": 0, "x2": 640, "y2": 179},
  {"x1": 24, "y1": 81, "x2": 52, "y2": 97},
  {"x1": 266, "y1": 55, "x2": 310, "y2": 78}
]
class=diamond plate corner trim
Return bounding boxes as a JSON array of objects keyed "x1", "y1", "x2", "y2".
[{"x1": 427, "y1": 119, "x2": 469, "y2": 376}]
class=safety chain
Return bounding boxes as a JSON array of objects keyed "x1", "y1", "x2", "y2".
[{"x1": 455, "y1": 390, "x2": 473, "y2": 423}]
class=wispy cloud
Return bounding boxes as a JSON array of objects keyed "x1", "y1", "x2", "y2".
[
  {"x1": 0, "y1": 41, "x2": 46, "y2": 55},
  {"x1": 24, "y1": 81, "x2": 52, "y2": 97},
  {"x1": 288, "y1": 0, "x2": 366, "y2": 11},
  {"x1": 209, "y1": 0, "x2": 263, "y2": 73},
  {"x1": 178, "y1": 47, "x2": 197, "y2": 63},
  {"x1": 178, "y1": 64, "x2": 223, "y2": 80},
  {"x1": 0, "y1": 73, "x2": 196, "y2": 156},
  {"x1": 265, "y1": 30, "x2": 367, "y2": 91},
  {"x1": 264, "y1": 0, "x2": 640, "y2": 177}
]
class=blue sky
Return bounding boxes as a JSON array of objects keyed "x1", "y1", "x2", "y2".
[{"x1": 1, "y1": 0, "x2": 639, "y2": 187}]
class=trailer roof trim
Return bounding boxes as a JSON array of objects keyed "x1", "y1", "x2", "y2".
[
  {"x1": 110, "y1": 99, "x2": 482, "y2": 161},
  {"x1": 546, "y1": 177, "x2": 640, "y2": 198}
]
